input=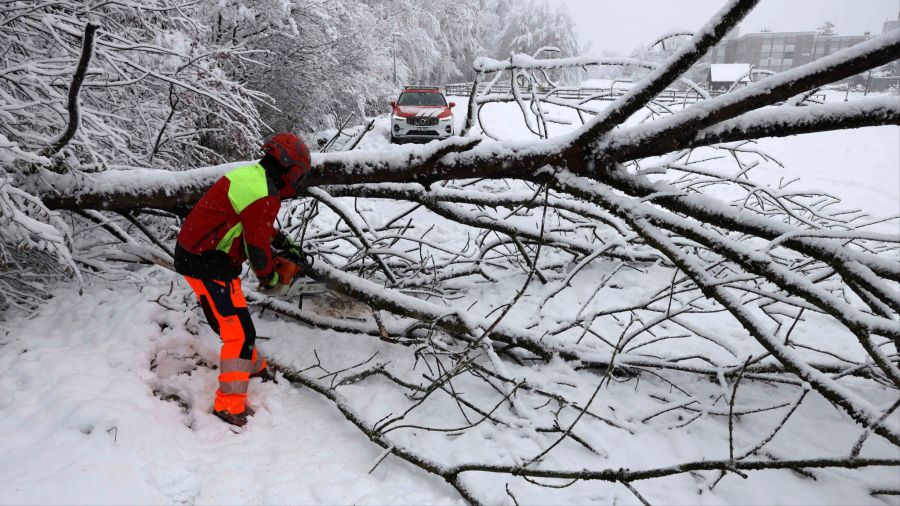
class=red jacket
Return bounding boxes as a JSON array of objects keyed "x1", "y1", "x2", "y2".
[{"x1": 176, "y1": 163, "x2": 281, "y2": 280}]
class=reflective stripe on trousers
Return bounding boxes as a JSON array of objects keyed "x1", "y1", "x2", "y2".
[{"x1": 183, "y1": 276, "x2": 267, "y2": 415}]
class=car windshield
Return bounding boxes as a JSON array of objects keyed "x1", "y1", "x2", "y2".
[{"x1": 398, "y1": 92, "x2": 446, "y2": 107}]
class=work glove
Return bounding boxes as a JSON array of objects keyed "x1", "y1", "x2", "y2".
[
  {"x1": 273, "y1": 232, "x2": 316, "y2": 271},
  {"x1": 273, "y1": 232, "x2": 303, "y2": 259},
  {"x1": 263, "y1": 271, "x2": 280, "y2": 288}
]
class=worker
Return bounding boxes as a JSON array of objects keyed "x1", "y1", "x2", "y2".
[{"x1": 174, "y1": 132, "x2": 310, "y2": 426}]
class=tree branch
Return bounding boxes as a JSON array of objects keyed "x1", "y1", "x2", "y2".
[
  {"x1": 605, "y1": 29, "x2": 900, "y2": 162},
  {"x1": 42, "y1": 22, "x2": 99, "y2": 160},
  {"x1": 646, "y1": 98, "x2": 900, "y2": 158},
  {"x1": 566, "y1": 0, "x2": 759, "y2": 148}
]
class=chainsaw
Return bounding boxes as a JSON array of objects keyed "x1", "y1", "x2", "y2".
[{"x1": 257, "y1": 247, "x2": 327, "y2": 301}]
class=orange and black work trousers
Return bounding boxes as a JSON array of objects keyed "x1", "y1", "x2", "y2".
[{"x1": 184, "y1": 276, "x2": 266, "y2": 415}]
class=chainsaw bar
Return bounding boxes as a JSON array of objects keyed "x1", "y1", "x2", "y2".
[{"x1": 259, "y1": 279, "x2": 328, "y2": 298}]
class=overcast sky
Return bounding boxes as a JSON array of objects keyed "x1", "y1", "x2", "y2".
[{"x1": 561, "y1": 0, "x2": 900, "y2": 54}]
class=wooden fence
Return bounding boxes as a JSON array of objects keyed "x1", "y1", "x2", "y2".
[{"x1": 444, "y1": 82, "x2": 826, "y2": 104}]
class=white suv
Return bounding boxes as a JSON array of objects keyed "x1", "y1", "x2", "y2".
[{"x1": 390, "y1": 86, "x2": 456, "y2": 144}]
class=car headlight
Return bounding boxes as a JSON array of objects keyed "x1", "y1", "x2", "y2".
[
  {"x1": 439, "y1": 116, "x2": 452, "y2": 122},
  {"x1": 392, "y1": 115, "x2": 404, "y2": 121}
]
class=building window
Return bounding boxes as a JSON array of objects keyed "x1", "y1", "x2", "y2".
[{"x1": 782, "y1": 58, "x2": 793, "y2": 68}]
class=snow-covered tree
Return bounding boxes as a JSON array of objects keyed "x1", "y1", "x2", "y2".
[
  {"x1": 3, "y1": 0, "x2": 900, "y2": 503},
  {"x1": 240, "y1": 0, "x2": 490, "y2": 132},
  {"x1": 0, "y1": 0, "x2": 269, "y2": 311},
  {"x1": 421, "y1": 0, "x2": 487, "y2": 84},
  {"x1": 243, "y1": 0, "x2": 396, "y2": 132},
  {"x1": 494, "y1": 0, "x2": 581, "y2": 58},
  {"x1": 818, "y1": 20, "x2": 837, "y2": 36}
]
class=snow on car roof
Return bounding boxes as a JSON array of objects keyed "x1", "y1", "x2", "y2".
[
  {"x1": 709, "y1": 63, "x2": 752, "y2": 83},
  {"x1": 403, "y1": 86, "x2": 442, "y2": 93}
]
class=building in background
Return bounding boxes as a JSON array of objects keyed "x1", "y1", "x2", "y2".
[
  {"x1": 882, "y1": 12, "x2": 900, "y2": 80},
  {"x1": 707, "y1": 27, "x2": 741, "y2": 64},
  {"x1": 883, "y1": 13, "x2": 900, "y2": 34},
  {"x1": 661, "y1": 13, "x2": 900, "y2": 92},
  {"x1": 810, "y1": 34, "x2": 870, "y2": 64},
  {"x1": 704, "y1": 30, "x2": 869, "y2": 73},
  {"x1": 736, "y1": 31, "x2": 817, "y2": 71},
  {"x1": 703, "y1": 10, "x2": 900, "y2": 75}
]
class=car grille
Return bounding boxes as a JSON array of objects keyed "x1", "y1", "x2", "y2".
[{"x1": 407, "y1": 116, "x2": 439, "y2": 126}]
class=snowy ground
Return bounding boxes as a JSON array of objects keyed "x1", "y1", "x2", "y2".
[
  {"x1": 0, "y1": 280, "x2": 459, "y2": 505},
  {"x1": 1, "y1": 90, "x2": 898, "y2": 505}
]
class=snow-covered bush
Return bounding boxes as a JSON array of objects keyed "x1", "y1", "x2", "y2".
[
  {"x1": 0, "y1": 1, "x2": 267, "y2": 171},
  {"x1": 245, "y1": 0, "x2": 397, "y2": 132},
  {"x1": 0, "y1": 0, "x2": 271, "y2": 316},
  {"x1": 244, "y1": 0, "x2": 582, "y2": 132}
]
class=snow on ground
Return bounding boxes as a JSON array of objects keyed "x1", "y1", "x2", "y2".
[
  {"x1": 755, "y1": 126, "x2": 900, "y2": 225},
  {"x1": 1, "y1": 88, "x2": 898, "y2": 505},
  {"x1": 0, "y1": 275, "x2": 458, "y2": 505},
  {"x1": 3, "y1": 261, "x2": 897, "y2": 505}
]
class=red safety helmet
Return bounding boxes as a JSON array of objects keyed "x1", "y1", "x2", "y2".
[{"x1": 261, "y1": 132, "x2": 311, "y2": 195}]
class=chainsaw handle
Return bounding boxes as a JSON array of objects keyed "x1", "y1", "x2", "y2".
[{"x1": 274, "y1": 248, "x2": 313, "y2": 269}]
